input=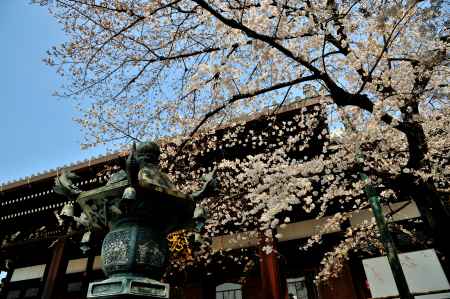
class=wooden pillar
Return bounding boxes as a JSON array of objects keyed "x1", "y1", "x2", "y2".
[
  {"x1": 81, "y1": 252, "x2": 96, "y2": 295},
  {"x1": 201, "y1": 278, "x2": 217, "y2": 299},
  {"x1": 317, "y1": 263, "x2": 359, "y2": 299},
  {"x1": 41, "y1": 239, "x2": 67, "y2": 299},
  {"x1": 242, "y1": 275, "x2": 264, "y2": 299},
  {"x1": 0, "y1": 259, "x2": 15, "y2": 299},
  {"x1": 258, "y1": 240, "x2": 287, "y2": 299}
]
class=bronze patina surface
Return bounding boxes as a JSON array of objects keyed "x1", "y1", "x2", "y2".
[{"x1": 54, "y1": 141, "x2": 216, "y2": 298}]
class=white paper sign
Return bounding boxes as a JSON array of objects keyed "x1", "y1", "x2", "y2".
[{"x1": 363, "y1": 249, "x2": 450, "y2": 299}]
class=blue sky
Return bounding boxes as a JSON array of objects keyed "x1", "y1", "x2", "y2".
[{"x1": 0, "y1": 1, "x2": 108, "y2": 184}]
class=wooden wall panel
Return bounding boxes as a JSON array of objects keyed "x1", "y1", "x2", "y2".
[{"x1": 317, "y1": 263, "x2": 361, "y2": 299}]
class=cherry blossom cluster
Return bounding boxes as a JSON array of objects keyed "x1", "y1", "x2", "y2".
[{"x1": 36, "y1": 0, "x2": 449, "y2": 284}]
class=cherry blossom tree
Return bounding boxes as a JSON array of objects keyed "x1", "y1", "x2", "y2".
[{"x1": 35, "y1": 0, "x2": 449, "y2": 281}]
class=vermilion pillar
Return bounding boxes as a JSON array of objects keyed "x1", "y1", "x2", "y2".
[{"x1": 258, "y1": 239, "x2": 287, "y2": 299}]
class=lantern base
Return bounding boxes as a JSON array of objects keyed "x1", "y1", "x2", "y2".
[{"x1": 87, "y1": 276, "x2": 169, "y2": 298}]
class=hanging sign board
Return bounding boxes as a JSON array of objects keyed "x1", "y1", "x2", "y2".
[{"x1": 363, "y1": 249, "x2": 450, "y2": 298}]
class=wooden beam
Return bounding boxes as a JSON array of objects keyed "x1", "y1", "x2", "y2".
[
  {"x1": 211, "y1": 201, "x2": 420, "y2": 252},
  {"x1": 41, "y1": 239, "x2": 67, "y2": 299}
]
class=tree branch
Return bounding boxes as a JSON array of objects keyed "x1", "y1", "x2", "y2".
[
  {"x1": 174, "y1": 74, "x2": 319, "y2": 156},
  {"x1": 190, "y1": 0, "x2": 322, "y2": 76}
]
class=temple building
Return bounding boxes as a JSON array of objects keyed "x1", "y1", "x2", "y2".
[{"x1": 0, "y1": 100, "x2": 448, "y2": 299}]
